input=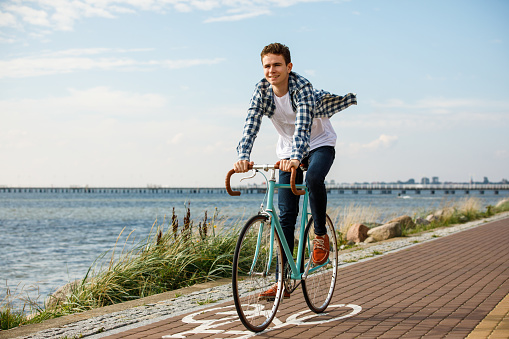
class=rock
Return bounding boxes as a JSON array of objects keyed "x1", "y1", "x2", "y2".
[
  {"x1": 46, "y1": 278, "x2": 89, "y2": 309},
  {"x1": 346, "y1": 223, "x2": 369, "y2": 243},
  {"x1": 458, "y1": 215, "x2": 468, "y2": 223},
  {"x1": 434, "y1": 207, "x2": 455, "y2": 219},
  {"x1": 388, "y1": 215, "x2": 416, "y2": 230},
  {"x1": 364, "y1": 236, "x2": 375, "y2": 244},
  {"x1": 415, "y1": 217, "x2": 430, "y2": 226},
  {"x1": 363, "y1": 222, "x2": 383, "y2": 228},
  {"x1": 495, "y1": 198, "x2": 509, "y2": 208},
  {"x1": 426, "y1": 214, "x2": 439, "y2": 222},
  {"x1": 367, "y1": 222, "x2": 401, "y2": 242}
]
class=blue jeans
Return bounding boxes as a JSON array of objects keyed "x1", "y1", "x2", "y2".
[{"x1": 278, "y1": 146, "x2": 335, "y2": 259}]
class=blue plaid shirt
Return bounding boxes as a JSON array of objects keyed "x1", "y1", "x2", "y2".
[{"x1": 237, "y1": 72, "x2": 357, "y2": 161}]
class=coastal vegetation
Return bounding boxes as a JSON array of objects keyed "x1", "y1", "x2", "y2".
[{"x1": 2, "y1": 197, "x2": 509, "y2": 331}]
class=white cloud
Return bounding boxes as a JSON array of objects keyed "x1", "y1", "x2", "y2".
[
  {"x1": 40, "y1": 47, "x2": 154, "y2": 57},
  {"x1": 370, "y1": 97, "x2": 509, "y2": 120},
  {"x1": 0, "y1": 87, "x2": 167, "y2": 117},
  {"x1": 338, "y1": 134, "x2": 398, "y2": 156},
  {"x1": 6, "y1": 4, "x2": 50, "y2": 27},
  {"x1": 157, "y1": 57, "x2": 225, "y2": 69},
  {"x1": 372, "y1": 97, "x2": 493, "y2": 110},
  {"x1": 0, "y1": 32, "x2": 16, "y2": 43},
  {"x1": 0, "y1": 97, "x2": 243, "y2": 186},
  {"x1": 0, "y1": 49, "x2": 225, "y2": 78},
  {"x1": 204, "y1": 9, "x2": 271, "y2": 23},
  {"x1": 495, "y1": 150, "x2": 508, "y2": 159},
  {"x1": 168, "y1": 132, "x2": 184, "y2": 145},
  {"x1": 0, "y1": 56, "x2": 136, "y2": 78},
  {"x1": 0, "y1": 10, "x2": 17, "y2": 26},
  {"x1": 1, "y1": 0, "x2": 337, "y2": 32}
]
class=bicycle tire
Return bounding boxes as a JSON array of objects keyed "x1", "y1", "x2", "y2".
[
  {"x1": 232, "y1": 214, "x2": 284, "y2": 332},
  {"x1": 301, "y1": 214, "x2": 338, "y2": 313}
]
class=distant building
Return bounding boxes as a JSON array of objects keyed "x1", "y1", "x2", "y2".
[
  {"x1": 397, "y1": 178, "x2": 415, "y2": 185},
  {"x1": 483, "y1": 177, "x2": 490, "y2": 184},
  {"x1": 421, "y1": 177, "x2": 430, "y2": 185},
  {"x1": 432, "y1": 177, "x2": 440, "y2": 184}
]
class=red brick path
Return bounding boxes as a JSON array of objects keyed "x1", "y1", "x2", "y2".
[{"x1": 102, "y1": 217, "x2": 509, "y2": 338}]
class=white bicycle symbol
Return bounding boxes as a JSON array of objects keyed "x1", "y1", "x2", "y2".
[{"x1": 162, "y1": 303, "x2": 362, "y2": 338}]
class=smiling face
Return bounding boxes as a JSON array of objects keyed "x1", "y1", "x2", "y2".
[{"x1": 262, "y1": 53, "x2": 293, "y2": 97}]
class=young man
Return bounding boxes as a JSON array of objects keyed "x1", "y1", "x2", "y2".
[{"x1": 234, "y1": 43, "x2": 356, "y2": 299}]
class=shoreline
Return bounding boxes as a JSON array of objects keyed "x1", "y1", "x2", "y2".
[
  {"x1": 3, "y1": 211, "x2": 508, "y2": 339},
  {"x1": 3, "y1": 193, "x2": 506, "y2": 310}
]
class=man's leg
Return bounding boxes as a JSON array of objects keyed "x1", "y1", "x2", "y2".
[
  {"x1": 258, "y1": 168, "x2": 303, "y2": 300},
  {"x1": 278, "y1": 168, "x2": 303, "y2": 262},
  {"x1": 306, "y1": 146, "x2": 335, "y2": 236}
]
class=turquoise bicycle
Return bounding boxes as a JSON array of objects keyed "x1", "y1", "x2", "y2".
[{"x1": 226, "y1": 163, "x2": 338, "y2": 332}]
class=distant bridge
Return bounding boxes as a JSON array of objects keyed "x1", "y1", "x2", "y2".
[
  {"x1": 0, "y1": 184, "x2": 508, "y2": 195},
  {"x1": 327, "y1": 183, "x2": 509, "y2": 195}
]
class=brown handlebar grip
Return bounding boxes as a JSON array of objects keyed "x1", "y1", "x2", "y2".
[
  {"x1": 290, "y1": 167, "x2": 305, "y2": 195},
  {"x1": 225, "y1": 169, "x2": 240, "y2": 196}
]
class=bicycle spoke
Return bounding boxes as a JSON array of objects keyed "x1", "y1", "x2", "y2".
[
  {"x1": 301, "y1": 214, "x2": 338, "y2": 313},
  {"x1": 232, "y1": 215, "x2": 283, "y2": 332}
]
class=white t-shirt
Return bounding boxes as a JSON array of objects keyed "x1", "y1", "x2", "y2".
[{"x1": 271, "y1": 92, "x2": 337, "y2": 159}]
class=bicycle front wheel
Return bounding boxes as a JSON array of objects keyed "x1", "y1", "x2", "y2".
[
  {"x1": 232, "y1": 215, "x2": 284, "y2": 332},
  {"x1": 301, "y1": 214, "x2": 338, "y2": 313}
]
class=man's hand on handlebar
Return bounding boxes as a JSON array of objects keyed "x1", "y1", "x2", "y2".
[
  {"x1": 279, "y1": 159, "x2": 300, "y2": 172},
  {"x1": 227, "y1": 161, "x2": 305, "y2": 196},
  {"x1": 233, "y1": 160, "x2": 254, "y2": 173}
]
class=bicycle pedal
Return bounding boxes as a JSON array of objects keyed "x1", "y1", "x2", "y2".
[{"x1": 258, "y1": 297, "x2": 275, "y2": 302}]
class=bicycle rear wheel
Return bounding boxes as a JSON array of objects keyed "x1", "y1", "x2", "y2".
[
  {"x1": 301, "y1": 214, "x2": 338, "y2": 313},
  {"x1": 232, "y1": 215, "x2": 284, "y2": 332}
]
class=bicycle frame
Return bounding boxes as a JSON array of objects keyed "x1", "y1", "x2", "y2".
[{"x1": 244, "y1": 166, "x2": 327, "y2": 281}]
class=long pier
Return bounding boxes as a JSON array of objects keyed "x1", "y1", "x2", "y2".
[{"x1": 0, "y1": 184, "x2": 507, "y2": 195}]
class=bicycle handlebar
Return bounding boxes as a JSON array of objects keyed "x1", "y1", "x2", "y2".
[{"x1": 225, "y1": 162, "x2": 305, "y2": 196}]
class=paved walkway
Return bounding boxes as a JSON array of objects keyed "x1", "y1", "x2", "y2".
[{"x1": 95, "y1": 217, "x2": 509, "y2": 339}]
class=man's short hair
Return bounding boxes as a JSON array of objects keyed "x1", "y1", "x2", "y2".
[{"x1": 261, "y1": 43, "x2": 291, "y2": 65}]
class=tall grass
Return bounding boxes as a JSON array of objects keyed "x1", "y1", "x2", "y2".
[
  {"x1": 1, "y1": 285, "x2": 27, "y2": 330},
  {"x1": 0, "y1": 283, "x2": 45, "y2": 330},
  {"x1": 404, "y1": 197, "x2": 500, "y2": 235},
  {"x1": 327, "y1": 203, "x2": 389, "y2": 247},
  {"x1": 50, "y1": 206, "x2": 240, "y2": 314},
  {"x1": 328, "y1": 203, "x2": 388, "y2": 234}
]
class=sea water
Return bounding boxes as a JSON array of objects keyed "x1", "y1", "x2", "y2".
[{"x1": 0, "y1": 189, "x2": 507, "y2": 307}]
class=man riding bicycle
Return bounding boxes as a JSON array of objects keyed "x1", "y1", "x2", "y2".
[{"x1": 234, "y1": 42, "x2": 356, "y2": 299}]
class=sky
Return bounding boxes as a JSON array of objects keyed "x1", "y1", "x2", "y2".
[{"x1": 0, "y1": 0, "x2": 508, "y2": 188}]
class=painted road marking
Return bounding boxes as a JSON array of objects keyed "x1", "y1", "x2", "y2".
[{"x1": 162, "y1": 304, "x2": 362, "y2": 338}]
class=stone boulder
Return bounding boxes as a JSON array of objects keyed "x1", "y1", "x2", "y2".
[
  {"x1": 434, "y1": 207, "x2": 455, "y2": 219},
  {"x1": 364, "y1": 236, "x2": 375, "y2": 244},
  {"x1": 426, "y1": 214, "x2": 439, "y2": 223},
  {"x1": 367, "y1": 222, "x2": 401, "y2": 242},
  {"x1": 495, "y1": 198, "x2": 509, "y2": 208},
  {"x1": 346, "y1": 223, "x2": 369, "y2": 243},
  {"x1": 388, "y1": 215, "x2": 416, "y2": 230},
  {"x1": 458, "y1": 215, "x2": 469, "y2": 223},
  {"x1": 46, "y1": 279, "x2": 89, "y2": 309},
  {"x1": 415, "y1": 217, "x2": 430, "y2": 226}
]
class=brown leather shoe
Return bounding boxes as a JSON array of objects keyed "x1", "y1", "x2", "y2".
[
  {"x1": 313, "y1": 234, "x2": 330, "y2": 265},
  {"x1": 258, "y1": 284, "x2": 290, "y2": 300}
]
